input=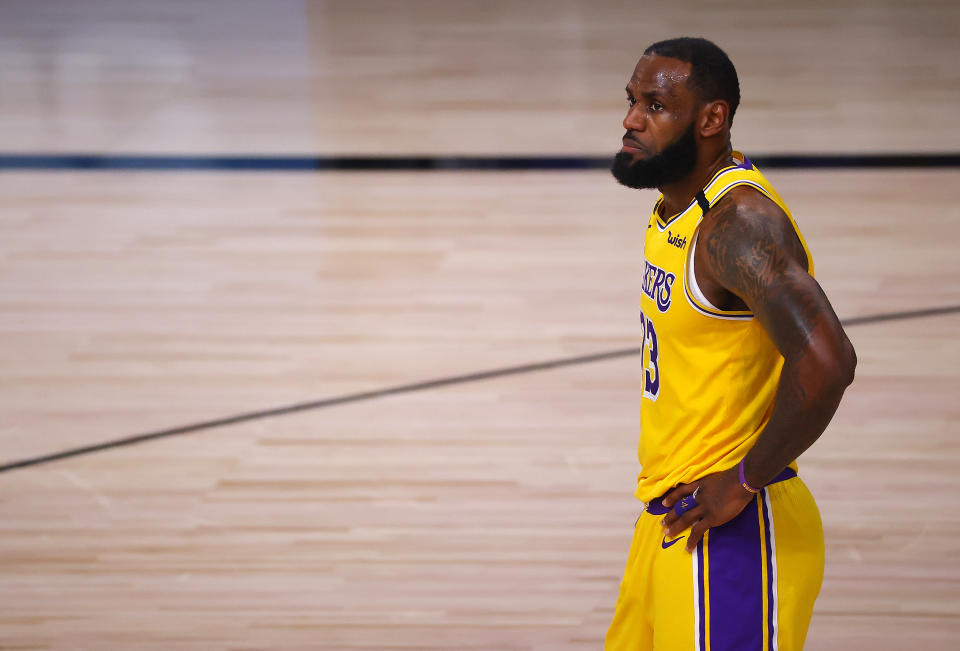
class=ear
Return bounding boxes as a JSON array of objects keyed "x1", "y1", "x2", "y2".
[{"x1": 699, "y1": 100, "x2": 729, "y2": 137}]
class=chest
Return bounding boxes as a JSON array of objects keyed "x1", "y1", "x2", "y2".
[{"x1": 644, "y1": 216, "x2": 697, "y2": 275}]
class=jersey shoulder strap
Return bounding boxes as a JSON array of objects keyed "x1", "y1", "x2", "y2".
[{"x1": 696, "y1": 152, "x2": 815, "y2": 276}]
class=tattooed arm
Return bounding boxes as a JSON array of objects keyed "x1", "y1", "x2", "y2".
[
  {"x1": 662, "y1": 186, "x2": 856, "y2": 552},
  {"x1": 700, "y1": 187, "x2": 856, "y2": 485}
]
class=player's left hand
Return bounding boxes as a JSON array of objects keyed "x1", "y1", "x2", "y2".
[{"x1": 660, "y1": 467, "x2": 755, "y2": 553}]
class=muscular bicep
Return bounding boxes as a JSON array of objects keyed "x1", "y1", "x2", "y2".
[
  {"x1": 699, "y1": 190, "x2": 847, "y2": 361},
  {"x1": 743, "y1": 262, "x2": 835, "y2": 360}
]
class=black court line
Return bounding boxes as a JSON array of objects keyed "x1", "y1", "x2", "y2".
[
  {"x1": 841, "y1": 304, "x2": 960, "y2": 326},
  {"x1": 1, "y1": 303, "x2": 958, "y2": 474},
  {"x1": 1, "y1": 153, "x2": 960, "y2": 171}
]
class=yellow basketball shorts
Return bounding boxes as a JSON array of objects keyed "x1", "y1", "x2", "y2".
[{"x1": 605, "y1": 475, "x2": 824, "y2": 650}]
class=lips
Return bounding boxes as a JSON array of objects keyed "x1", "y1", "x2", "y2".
[{"x1": 621, "y1": 139, "x2": 649, "y2": 155}]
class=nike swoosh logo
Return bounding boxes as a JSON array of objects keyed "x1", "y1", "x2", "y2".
[{"x1": 661, "y1": 535, "x2": 685, "y2": 550}]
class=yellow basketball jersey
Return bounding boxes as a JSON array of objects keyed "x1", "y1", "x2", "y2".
[{"x1": 635, "y1": 152, "x2": 814, "y2": 503}]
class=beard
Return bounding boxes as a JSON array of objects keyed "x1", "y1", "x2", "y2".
[{"x1": 610, "y1": 121, "x2": 699, "y2": 189}]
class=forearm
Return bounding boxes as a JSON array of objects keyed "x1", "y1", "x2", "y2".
[{"x1": 741, "y1": 347, "x2": 854, "y2": 487}]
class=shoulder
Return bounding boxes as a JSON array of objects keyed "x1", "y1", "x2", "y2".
[{"x1": 698, "y1": 184, "x2": 808, "y2": 276}]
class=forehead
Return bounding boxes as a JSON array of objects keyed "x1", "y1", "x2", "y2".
[{"x1": 627, "y1": 54, "x2": 693, "y2": 99}]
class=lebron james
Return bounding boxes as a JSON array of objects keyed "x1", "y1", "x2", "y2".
[{"x1": 605, "y1": 37, "x2": 856, "y2": 650}]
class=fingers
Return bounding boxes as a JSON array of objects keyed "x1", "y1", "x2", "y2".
[
  {"x1": 685, "y1": 519, "x2": 710, "y2": 553},
  {"x1": 661, "y1": 482, "x2": 697, "y2": 507},
  {"x1": 662, "y1": 505, "x2": 704, "y2": 538}
]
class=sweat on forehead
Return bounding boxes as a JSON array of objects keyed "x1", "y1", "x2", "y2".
[{"x1": 628, "y1": 55, "x2": 693, "y2": 97}]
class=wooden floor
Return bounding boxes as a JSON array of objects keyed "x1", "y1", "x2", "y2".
[
  {"x1": 2, "y1": 1, "x2": 960, "y2": 649},
  {"x1": 2, "y1": 0, "x2": 959, "y2": 155}
]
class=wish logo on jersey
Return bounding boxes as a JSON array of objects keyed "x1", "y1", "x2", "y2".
[{"x1": 642, "y1": 260, "x2": 675, "y2": 313}]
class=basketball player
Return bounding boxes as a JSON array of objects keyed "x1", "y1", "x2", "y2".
[{"x1": 605, "y1": 38, "x2": 856, "y2": 650}]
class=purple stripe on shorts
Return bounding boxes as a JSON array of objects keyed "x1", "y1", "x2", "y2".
[
  {"x1": 706, "y1": 494, "x2": 764, "y2": 651},
  {"x1": 761, "y1": 489, "x2": 776, "y2": 648}
]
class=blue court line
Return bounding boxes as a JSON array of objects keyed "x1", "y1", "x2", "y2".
[
  {"x1": 1, "y1": 153, "x2": 959, "y2": 171},
  {"x1": 0, "y1": 303, "x2": 958, "y2": 474}
]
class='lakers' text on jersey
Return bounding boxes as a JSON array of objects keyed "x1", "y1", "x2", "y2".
[{"x1": 635, "y1": 152, "x2": 815, "y2": 503}]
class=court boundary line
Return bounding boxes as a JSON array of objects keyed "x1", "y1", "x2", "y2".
[
  {"x1": 2, "y1": 303, "x2": 958, "y2": 474},
  {"x1": 1, "y1": 153, "x2": 960, "y2": 171}
]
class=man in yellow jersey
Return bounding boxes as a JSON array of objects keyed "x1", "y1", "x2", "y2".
[{"x1": 605, "y1": 37, "x2": 857, "y2": 650}]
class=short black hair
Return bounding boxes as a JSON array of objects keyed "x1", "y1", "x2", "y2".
[{"x1": 644, "y1": 37, "x2": 740, "y2": 126}]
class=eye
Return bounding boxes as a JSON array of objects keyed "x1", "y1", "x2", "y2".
[
  {"x1": 650, "y1": 101, "x2": 664, "y2": 111},
  {"x1": 627, "y1": 96, "x2": 636, "y2": 107}
]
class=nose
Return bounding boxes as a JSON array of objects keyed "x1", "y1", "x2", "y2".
[{"x1": 623, "y1": 104, "x2": 646, "y2": 132}]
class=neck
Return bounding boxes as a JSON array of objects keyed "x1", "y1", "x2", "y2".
[{"x1": 659, "y1": 143, "x2": 734, "y2": 217}]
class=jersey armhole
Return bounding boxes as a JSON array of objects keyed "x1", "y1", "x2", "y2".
[{"x1": 683, "y1": 229, "x2": 755, "y2": 320}]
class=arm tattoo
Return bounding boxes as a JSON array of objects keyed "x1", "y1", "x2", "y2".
[
  {"x1": 699, "y1": 188, "x2": 856, "y2": 486},
  {"x1": 701, "y1": 192, "x2": 822, "y2": 358}
]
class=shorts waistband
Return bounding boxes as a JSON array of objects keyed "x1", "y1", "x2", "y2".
[{"x1": 644, "y1": 467, "x2": 797, "y2": 516}]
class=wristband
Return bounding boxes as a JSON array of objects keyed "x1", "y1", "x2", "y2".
[{"x1": 738, "y1": 458, "x2": 761, "y2": 494}]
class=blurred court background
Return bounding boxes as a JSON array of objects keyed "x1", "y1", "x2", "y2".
[{"x1": 1, "y1": 1, "x2": 959, "y2": 649}]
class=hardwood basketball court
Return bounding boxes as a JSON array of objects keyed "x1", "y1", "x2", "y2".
[{"x1": 1, "y1": 1, "x2": 958, "y2": 649}]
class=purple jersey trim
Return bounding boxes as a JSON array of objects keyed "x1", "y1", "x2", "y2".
[{"x1": 644, "y1": 467, "x2": 795, "y2": 516}]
